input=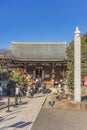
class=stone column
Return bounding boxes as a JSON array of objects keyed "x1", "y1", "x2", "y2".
[{"x1": 74, "y1": 27, "x2": 81, "y2": 102}]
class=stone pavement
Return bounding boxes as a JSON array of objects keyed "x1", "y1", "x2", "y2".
[
  {"x1": 1, "y1": 87, "x2": 87, "y2": 130},
  {"x1": 31, "y1": 108, "x2": 87, "y2": 130},
  {"x1": 0, "y1": 96, "x2": 30, "y2": 110},
  {"x1": 0, "y1": 93, "x2": 47, "y2": 130}
]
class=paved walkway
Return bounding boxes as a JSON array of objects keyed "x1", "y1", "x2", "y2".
[
  {"x1": 0, "y1": 96, "x2": 30, "y2": 110},
  {"x1": 0, "y1": 94, "x2": 47, "y2": 130},
  {"x1": 31, "y1": 108, "x2": 87, "y2": 130},
  {"x1": 1, "y1": 87, "x2": 87, "y2": 130}
]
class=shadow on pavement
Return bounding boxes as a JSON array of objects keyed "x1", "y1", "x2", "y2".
[
  {"x1": 34, "y1": 95, "x2": 45, "y2": 98},
  {"x1": 0, "y1": 117, "x2": 4, "y2": 122},
  {"x1": 0, "y1": 116, "x2": 16, "y2": 123},
  {"x1": 0, "y1": 121, "x2": 32, "y2": 130},
  {"x1": 9, "y1": 121, "x2": 32, "y2": 128}
]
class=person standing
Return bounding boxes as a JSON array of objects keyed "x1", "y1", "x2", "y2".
[
  {"x1": 15, "y1": 83, "x2": 19, "y2": 105},
  {"x1": 41, "y1": 82, "x2": 46, "y2": 94},
  {"x1": 51, "y1": 78, "x2": 54, "y2": 87},
  {"x1": 28, "y1": 84, "x2": 34, "y2": 98},
  {"x1": 27, "y1": 85, "x2": 30, "y2": 97},
  {"x1": 0, "y1": 83, "x2": 3, "y2": 96}
]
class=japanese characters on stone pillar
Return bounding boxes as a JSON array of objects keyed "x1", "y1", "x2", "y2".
[{"x1": 74, "y1": 27, "x2": 81, "y2": 102}]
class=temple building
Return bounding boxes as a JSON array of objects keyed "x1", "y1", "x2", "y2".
[{"x1": 10, "y1": 42, "x2": 67, "y2": 82}]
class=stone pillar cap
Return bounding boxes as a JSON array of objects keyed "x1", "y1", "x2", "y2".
[{"x1": 75, "y1": 26, "x2": 80, "y2": 34}]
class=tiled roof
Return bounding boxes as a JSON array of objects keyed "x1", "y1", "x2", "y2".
[{"x1": 10, "y1": 42, "x2": 67, "y2": 61}]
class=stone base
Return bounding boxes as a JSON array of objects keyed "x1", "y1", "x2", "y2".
[
  {"x1": 55, "y1": 101, "x2": 81, "y2": 110},
  {"x1": 44, "y1": 100, "x2": 87, "y2": 110},
  {"x1": 56, "y1": 101, "x2": 87, "y2": 110},
  {"x1": 43, "y1": 93, "x2": 87, "y2": 110}
]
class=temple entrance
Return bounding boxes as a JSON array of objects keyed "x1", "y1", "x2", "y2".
[{"x1": 36, "y1": 69, "x2": 42, "y2": 79}]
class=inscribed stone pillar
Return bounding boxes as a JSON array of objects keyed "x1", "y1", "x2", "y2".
[{"x1": 74, "y1": 27, "x2": 81, "y2": 102}]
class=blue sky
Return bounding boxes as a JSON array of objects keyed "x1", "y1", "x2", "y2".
[{"x1": 0, "y1": 0, "x2": 87, "y2": 49}]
